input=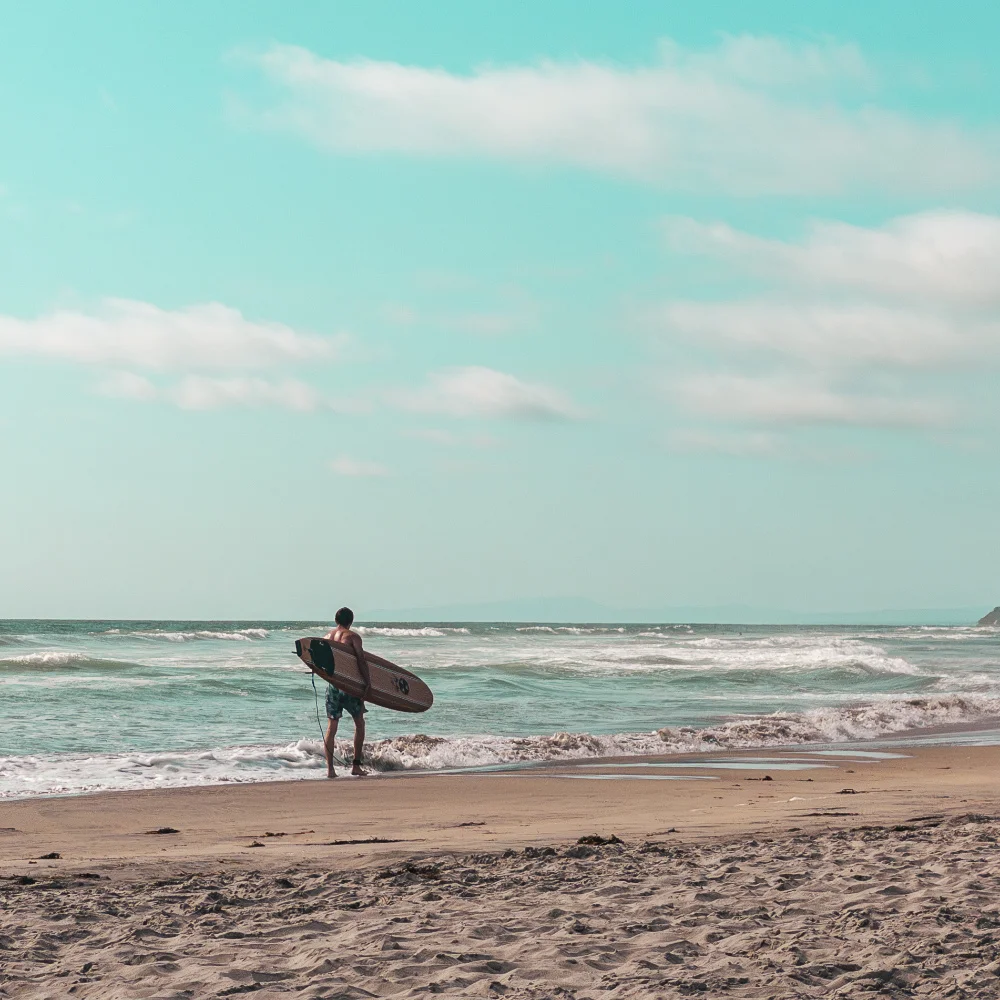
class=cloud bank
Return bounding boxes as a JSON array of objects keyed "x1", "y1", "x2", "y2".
[
  {"x1": 98, "y1": 372, "x2": 328, "y2": 411},
  {"x1": 239, "y1": 36, "x2": 1000, "y2": 195},
  {"x1": 660, "y1": 300, "x2": 999, "y2": 369},
  {"x1": 674, "y1": 374, "x2": 953, "y2": 428},
  {"x1": 664, "y1": 210, "x2": 1000, "y2": 308},
  {"x1": 331, "y1": 456, "x2": 388, "y2": 477},
  {"x1": 5, "y1": 299, "x2": 577, "y2": 426},
  {"x1": 656, "y1": 210, "x2": 1000, "y2": 444},
  {"x1": 0, "y1": 299, "x2": 336, "y2": 370},
  {"x1": 399, "y1": 366, "x2": 581, "y2": 420}
]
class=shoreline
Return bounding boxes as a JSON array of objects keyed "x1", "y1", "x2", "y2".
[
  {"x1": 3, "y1": 741, "x2": 999, "y2": 868},
  {"x1": 5, "y1": 715, "x2": 1000, "y2": 804},
  {"x1": 5, "y1": 743, "x2": 1000, "y2": 997},
  {"x1": 5, "y1": 619, "x2": 999, "y2": 803}
]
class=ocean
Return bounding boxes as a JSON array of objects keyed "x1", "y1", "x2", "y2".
[{"x1": 1, "y1": 619, "x2": 998, "y2": 799}]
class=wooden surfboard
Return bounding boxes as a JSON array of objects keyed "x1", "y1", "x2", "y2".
[{"x1": 294, "y1": 637, "x2": 433, "y2": 714}]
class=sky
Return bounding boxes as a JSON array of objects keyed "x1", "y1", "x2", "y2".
[{"x1": 1, "y1": 1, "x2": 999, "y2": 620}]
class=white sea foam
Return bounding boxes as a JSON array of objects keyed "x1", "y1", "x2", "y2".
[
  {"x1": 0, "y1": 739, "x2": 336, "y2": 799},
  {"x1": 469, "y1": 634, "x2": 921, "y2": 678},
  {"x1": 516, "y1": 626, "x2": 626, "y2": 634},
  {"x1": 127, "y1": 629, "x2": 271, "y2": 642},
  {"x1": 4, "y1": 693, "x2": 1000, "y2": 799},
  {"x1": 0, "y1": 675, "x2": 159, "y2": 689},
  {"x1": 626, "y1": 636, "x2": 918, "y2": 676},
  {"x1": 355, "y1": 627, "x2": 471, "y2": 637},
  {"x1": 361, "y1": 695, "x2": 1000, "y2": 769},
  {"x1": 366, "y1": 731, "x2": 666, "y2": 770},
  {"x1": 656, "y1": 694, "x2": 1000, "y2": 750},
  {"x1": 0, "y1": 651, "x2": 126, "y2": 669},
  {"x1": 2, "y1": 621, "x2": 999, "y2": 799}
]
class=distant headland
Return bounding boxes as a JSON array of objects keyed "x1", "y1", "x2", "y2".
[{"x1": 979, "y1": 607, "x2": 1000, "y2": 626}]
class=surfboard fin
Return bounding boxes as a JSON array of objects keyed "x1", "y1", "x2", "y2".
[{"x1": 310, "y1": 639, "x2": 336, "y2": 675}]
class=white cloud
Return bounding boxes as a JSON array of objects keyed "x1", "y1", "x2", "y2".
[
  {"x1": 664, "y1": 210, "x2": 1000, "y2": 307},
  {"x1": 98, "y1": 372, "x2": 329, "y2": 411},
  {"x1": 238, "y1": 37, "x2": 1000, "y2": 195},
  {"x1": 653, "y1": 210, "x2": 1000, "y2": 441},
  {"x1": 667, "y1": 427, "x2": 869, "y2": 461},
  {"x1": 96, "y1": 371, "x2": 158, "y2": 401},
  {"x1": 331, "y1": 456, "x2": 388, "y2": 477},
  {"x1": 404, "y1": 428, "x2": 499, "y2": 448},
  {"x1": 0, "y1": 299, "x2": 337, "y2": 370},
  {"x1": 668, "y1": 428, "x2": 783, "y2": 457},
  {"x1": 658, "y1": 34, "x2": 874, "y2": 88},
  {"x1": 168, "y1": 376, "x2": 324, "y2": 411},
  {"x1": 660, "y1": 299, "x2": 999, "y2": 368},
  {"x1": 673, "y1": 373, "x2": 953, "y2": 428},
  {"x1": 400, "y1": 366, "x2": 581, "y2": 420},
  {"x1": 655, "y1": 210, "x2": 1000, "y2": 378}
]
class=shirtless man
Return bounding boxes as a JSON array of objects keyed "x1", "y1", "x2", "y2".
[{"x1": 324, "y1": 607, "x2": 372, "y2": 777}]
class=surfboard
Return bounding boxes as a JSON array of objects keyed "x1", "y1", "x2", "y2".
[{"x1": 294, "y1": 637, "x2": 433, "y2": 714}]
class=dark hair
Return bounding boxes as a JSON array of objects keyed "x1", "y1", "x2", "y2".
[{"x1": 335, "y1": 607, "x2": 354, "y2": 627}]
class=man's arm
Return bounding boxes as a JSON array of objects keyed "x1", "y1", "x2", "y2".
[{"x1": 350, "y1": 633, "x2": 373, "y2": 699}]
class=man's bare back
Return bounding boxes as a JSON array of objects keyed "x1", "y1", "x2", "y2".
[{"x1": 327, "y1": 623, "x2": 361, "y2": 654}]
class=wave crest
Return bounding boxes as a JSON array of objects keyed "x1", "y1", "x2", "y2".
[
  {"x1": 365, "y1": 694, "x2": 1000, "y2": 771},
  {"x1": 0, "y1": 651, "x2": 140, "y2": 671},
  {"x1": 5, "y1": 693, "x2": 1000, "y2": 798},
  {"x1": 355, "y1": 627, "x2": 471, "y2": 638},
  {"x1": 125, "y1": 629, "x2": 271, "y2": 642}
]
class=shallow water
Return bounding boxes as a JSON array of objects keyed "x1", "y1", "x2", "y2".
[{"x1": 0, "y1": 619, "x2": 997, "y2": 797}]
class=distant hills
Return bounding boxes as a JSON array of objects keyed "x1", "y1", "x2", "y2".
[
  {"x1": 979, "y1": 607, "x2": 1000, "y2": 626},
  {"x1": 365, "y1": 597, "x2": 995, "y2": 626}
]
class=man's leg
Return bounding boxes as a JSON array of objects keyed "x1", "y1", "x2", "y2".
[
  {"x1": 324, "y1": 717, "x2": 340, "y2": 778},
  {"x1": 351, "y1": 714, "x2": 367, "y2": 776}
]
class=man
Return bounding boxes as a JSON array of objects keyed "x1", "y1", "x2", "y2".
[{"x1": 324, "y1": 607, "x2": 372, "y2": 778}]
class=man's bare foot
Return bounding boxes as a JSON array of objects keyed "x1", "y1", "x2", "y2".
[
  {"x1": 351, "y1": 764, "x2": 367, "y2": 776},
  {"x1": 327, "y1": 771, "x2": 336, "y2": 779}
]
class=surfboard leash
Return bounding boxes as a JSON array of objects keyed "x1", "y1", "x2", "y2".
[
  {"x1": 310, "y1": 670, "x2": 347, "y2": 768},
  {"x1": 310, "y1": 669, "x2": 323, "y2": 741}
]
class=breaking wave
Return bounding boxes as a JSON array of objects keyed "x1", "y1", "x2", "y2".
[
  {"x1": 3, "y1": 620, "x2": 999, "y2": 798},
  {"x1": 355, "y1": 627, "x2": 471, "y2": 638},
  {"x1": 446, "y1": 636, "x2": 922, "y2": 678},
  {"x1": 6, "y1": 693, "x2": 999, "y2": 799},
  {"x1": 104, "y1": 628, "x2": 271, "y2": 642},
  {"x1": 516, "y1": 626, "x2": 627, "y2": 634},
  {"x1": 0, "y1": 651, "x2": 141, "y2": 671},
  {"x1": 365, "y1": 694, "x2": 1000, "y2": 771}
]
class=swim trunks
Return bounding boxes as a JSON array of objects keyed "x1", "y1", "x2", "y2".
[{"x1": 326, "y1": 685, "x2": 366, "y2": 721}]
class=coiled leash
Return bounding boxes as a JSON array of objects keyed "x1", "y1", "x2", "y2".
[{"x1": 310, "y1": 669, "x2": 346, "y2": 768}]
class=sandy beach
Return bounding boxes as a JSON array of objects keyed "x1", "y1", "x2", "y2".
[
  {"x1": 3, "y1": 742, "x2": 1000, "y2": 997},
  {"x1": 6, "y1": 0, "x2": 1000, "y2": 995}
]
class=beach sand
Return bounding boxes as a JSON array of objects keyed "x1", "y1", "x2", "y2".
[{"x1": 3, "y1": 743, "x2": 1000, "y2": 997}]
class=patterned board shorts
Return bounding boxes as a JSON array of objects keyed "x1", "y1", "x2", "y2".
[{"x1": 326, "y1": 685, "x2": 367, "y2": 721}]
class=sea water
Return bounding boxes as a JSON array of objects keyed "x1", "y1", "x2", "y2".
[{"x1": 0, "y1": 620, "x2": 998, "y2": 798}]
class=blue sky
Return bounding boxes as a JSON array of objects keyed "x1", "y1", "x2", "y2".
[{"x1": 2, "y1": 2, "x2": 999, "y2": 619}]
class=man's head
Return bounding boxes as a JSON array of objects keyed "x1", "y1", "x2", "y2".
[{"x1": 335, "y1": 607, "x2": 354, "y2": 628}]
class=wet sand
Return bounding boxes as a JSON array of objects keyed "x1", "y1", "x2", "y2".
[{"x1": 3, "y1": 743, "x2": 1000, "y2": 997}]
